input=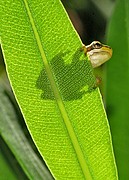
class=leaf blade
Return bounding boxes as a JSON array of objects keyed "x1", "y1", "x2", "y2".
[
  {"x1": 107, "y1": 0, "x2": 129, "y2": 178},
  {"x1": 23, "y1": 0, "x2": 92, "y2": 178}
]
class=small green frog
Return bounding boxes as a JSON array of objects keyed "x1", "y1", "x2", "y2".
[{"x1": 82, "y1": 41, "x2": 112, "y2": 68}]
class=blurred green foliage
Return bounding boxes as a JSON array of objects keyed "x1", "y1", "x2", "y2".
[{"x1": 107, "y1": 0, "x2": 129, "y2": 179}]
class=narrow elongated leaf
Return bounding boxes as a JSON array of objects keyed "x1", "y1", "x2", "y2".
[
  {"x1": 107, "y1": 0, "x2": 129, "y2": 179},
  {"x1": 0, "y1": 0, "x2": 118, "y2": 179},
  {"x1": 0, "y1": 148, "x2": 17, "y2": 180},
  {"x1": 0, "y1": 84, "x2": 53, "y2": 180}
]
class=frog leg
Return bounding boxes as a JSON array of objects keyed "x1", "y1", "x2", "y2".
[
  {"x1": 80, "y1": 44, "x2": 87, "y2": 55},
  {"x1": 93, "y1": 76, "x2": 102, "y2": 88}
]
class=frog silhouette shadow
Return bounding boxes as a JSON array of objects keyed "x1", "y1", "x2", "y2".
[{"x1": 36, "y1": 49, "x2": 95, "y2": 101}]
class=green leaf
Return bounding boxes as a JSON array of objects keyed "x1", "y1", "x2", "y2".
[
  {"x1": 0, "y1": 148, "x2": 17, "y2": 180},
  {"x1": 0, "y1": 0, "x2": 118, "y2": 179},
  {"x1": 0, "y1": 84, "x2": 53, "y2": 180},
  {"x1": 107, "y1": 0, "x2": 129, "y2": 179}
]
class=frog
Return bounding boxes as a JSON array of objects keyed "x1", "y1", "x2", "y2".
[{"x1": 82, "y1": 41, "x2": 112, "y2": 68}]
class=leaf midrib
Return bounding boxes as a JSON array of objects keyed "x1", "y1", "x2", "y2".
[{"x1": 23, "y1": 0, "x2": 92, "y2": 179}]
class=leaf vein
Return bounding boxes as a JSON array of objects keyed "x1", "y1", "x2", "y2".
[{"x1": 23, "y1": 0, "x2": 92, "y2": 179}]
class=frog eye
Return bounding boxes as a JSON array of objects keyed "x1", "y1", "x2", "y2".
[{"x1": 92, "y1": 42, "x2": 102, "y2": 49}]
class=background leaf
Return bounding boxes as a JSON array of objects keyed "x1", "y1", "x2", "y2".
[
  {"x1": 0, "y1": 83, "x2": 53, "y2": 180},
  {"x1": 0, "y1": 146, "x2": 17, "y2": 180},
  {"x1": 107, "y1": 0, "x2": 129, "y2": 179},
  {"x1": 0, "y1": 0, "x2": 117, "y2": 179}
]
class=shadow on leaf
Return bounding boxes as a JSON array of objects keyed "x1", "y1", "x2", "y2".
[{"x1": 36, "y1": 49, "x2": 96, "y2": 101}]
